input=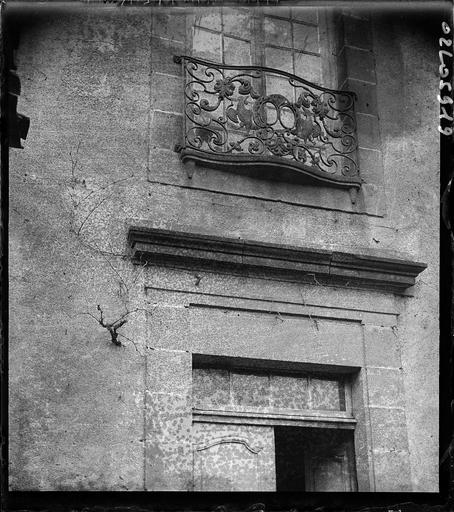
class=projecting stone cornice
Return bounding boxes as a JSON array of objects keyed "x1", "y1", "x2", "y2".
[{"x1": 127, "y1": 227, "x2": 427, "y2": 294}]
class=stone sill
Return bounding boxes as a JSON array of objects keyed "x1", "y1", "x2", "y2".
[{"x1": 127, "y1": 227, "x2": 427, "y2": 295}]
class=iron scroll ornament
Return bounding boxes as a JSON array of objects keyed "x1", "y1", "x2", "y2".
[{"x1": 174, "y1": 55, "x2": 361, "y2": 190}]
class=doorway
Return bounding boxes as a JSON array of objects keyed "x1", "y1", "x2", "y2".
[{"x1": 274, "y1": 426, "x2": 357, "y2": 491}]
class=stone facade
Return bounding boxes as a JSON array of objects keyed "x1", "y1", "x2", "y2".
[{"x1": 8, "y1": 2, "x2": 439, "y2": 492}]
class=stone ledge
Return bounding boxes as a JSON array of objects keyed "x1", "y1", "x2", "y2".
[{"x1": 127, "y1": 227, "x2": 427, "y2": 294}]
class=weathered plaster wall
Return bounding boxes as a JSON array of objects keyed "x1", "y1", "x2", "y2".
[
  {"x1": 8, "y1": 4, "x2": 152, "y2": 490},
  {"x1": 8, "y1": 4, "x2": 439, "y2": 491}
]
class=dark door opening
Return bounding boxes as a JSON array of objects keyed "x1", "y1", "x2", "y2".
[
  {"x1": 274, "y1": 426, "x2": 307, "y2": 491},
  {"x1": 274, "y1": 426, "x2": 357, "y2": 492}
]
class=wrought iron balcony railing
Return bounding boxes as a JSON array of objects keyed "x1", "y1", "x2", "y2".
[{"x1": 174, "y1": 55, "x2": 361, "y2": 191}]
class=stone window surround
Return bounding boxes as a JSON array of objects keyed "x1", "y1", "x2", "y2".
[
  {"x1": 141, "y1": 249, "x2": 413, "y2": 491},
  {"x1": 149, "y1": 7, "x2": 388, "y2": 216}
]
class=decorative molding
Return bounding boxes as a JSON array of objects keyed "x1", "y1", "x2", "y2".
[
  {"x1": 193, "y1": 409, "x2": 357, "y2": 430},
  {"x1": 195, "y1": 436, "x2": 263, "y2": 454},
  {"x1": 128, "y1": 227, "x2": 427, "y2": 294}
]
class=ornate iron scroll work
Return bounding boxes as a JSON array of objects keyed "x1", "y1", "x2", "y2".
[{"x1": 174, "y1": 55, "x2": 361, "y2": 190}]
